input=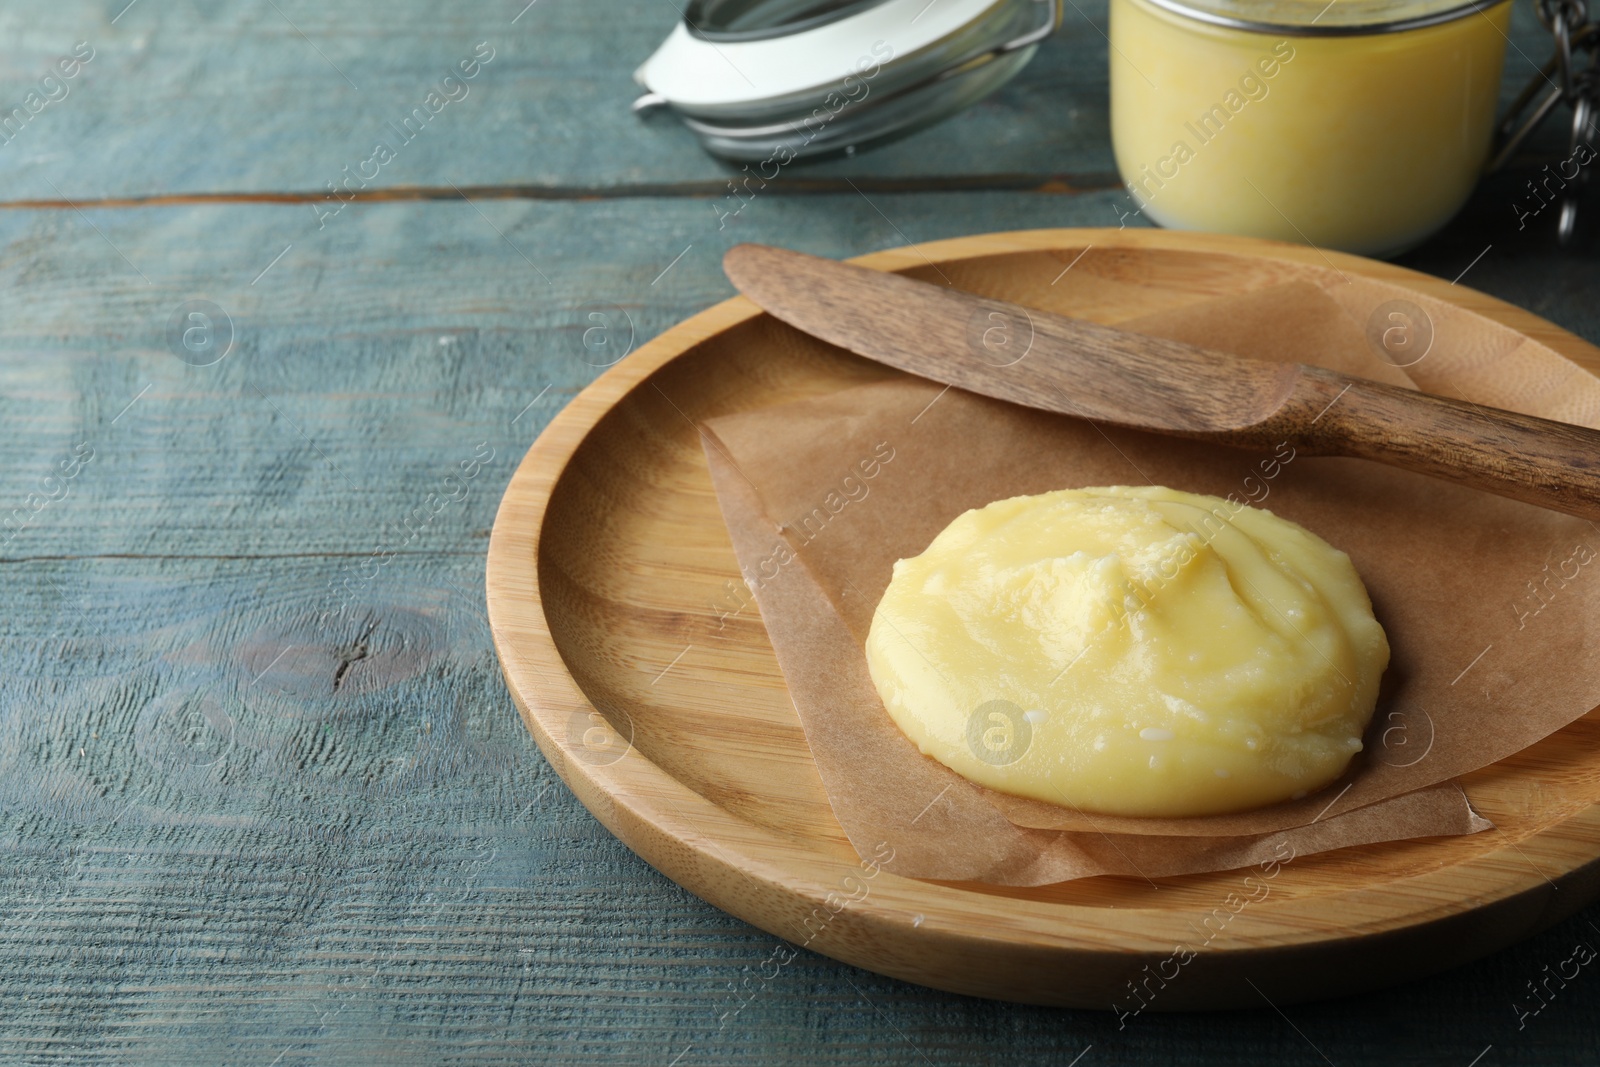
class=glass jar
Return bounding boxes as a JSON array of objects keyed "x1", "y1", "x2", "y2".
[{"x1": 1108, "y1": 0, "x2": 1512, "y2": 256}]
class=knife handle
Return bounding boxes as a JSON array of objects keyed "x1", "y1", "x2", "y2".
[{"x1": 1265, "y1": 366, "x2": 1600, "y2": 522}]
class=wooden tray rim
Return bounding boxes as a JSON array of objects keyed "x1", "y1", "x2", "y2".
[{"x1": 486, "y1": 227, "x2": 1600, "y2": 970}]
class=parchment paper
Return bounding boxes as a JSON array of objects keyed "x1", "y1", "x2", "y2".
[{"x1": 699, "y1": 279, "x2": 1600, "y2": 884}]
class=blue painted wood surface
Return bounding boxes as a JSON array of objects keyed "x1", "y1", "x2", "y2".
[
  {"x1": 2, "y1": 1, "x2": 1600, "y2": 1064},
  {"x1": 0, "y1": 0, "x2": 1568, "y2": 200}
]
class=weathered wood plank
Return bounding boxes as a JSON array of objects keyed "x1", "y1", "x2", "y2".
[
  {"x1": 0, "y1": 185, "x2": 1595, "y2": 560},
  {"x1": 0, "y1": 0, "x2": 1565, "y2": 201},
  {"x1": 0, "y1": 192, "x2": 1155, "y2": 563},
  {"x1": 0, "y1": 178, "x2": 1589, "y2": 631}
]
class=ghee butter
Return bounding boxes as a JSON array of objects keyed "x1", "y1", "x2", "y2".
[
  {"x1": 865, "y1": 486, "x2": 1390, "y2": 817},
  {"x1": 1108, "y1": 0, "x2": 1511, "y2": 256}
]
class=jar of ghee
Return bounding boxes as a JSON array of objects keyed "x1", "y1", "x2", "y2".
[{"x1": 1108, "y1": 0, "x2": 1512, "y2": 256}]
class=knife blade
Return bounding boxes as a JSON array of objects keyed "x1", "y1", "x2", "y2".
[{"x1": 722, "y1": 243, "x2": 1600, "y2": 523}]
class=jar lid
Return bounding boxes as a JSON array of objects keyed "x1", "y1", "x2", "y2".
[
  {"x1": 1137, "y1": 0, "x2": 1509, "y2": 35},
  {"x1": 633, "y1": 0, "x2": 1060, "y2": 160}
]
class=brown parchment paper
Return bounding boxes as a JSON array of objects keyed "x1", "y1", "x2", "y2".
[{"x1": 699, "y1": 280, "x2": 1600, "y2": 885}]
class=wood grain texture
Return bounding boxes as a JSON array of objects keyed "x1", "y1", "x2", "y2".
[
  {"x1": 1, "y1": 0, "x2": 1600, "y2": 1056},
  {"x1": 0, "y1": 0, "x2": 1567, "y2": 203},
  {"x1": 489, "y1": 226, "x2": 1600, "y2": 1011}
]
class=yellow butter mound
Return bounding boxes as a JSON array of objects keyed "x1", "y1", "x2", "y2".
[{"x1": 865, "y1": 485, "x2": 1390, "y2": 817}]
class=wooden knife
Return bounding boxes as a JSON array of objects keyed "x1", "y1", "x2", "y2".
[{"x1": 723, "y1": 243, "x2": 1600, "y2": 522}]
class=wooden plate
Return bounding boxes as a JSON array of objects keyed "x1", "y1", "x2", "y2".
[{"x1": 486, "y1": 228, "x2": 1600, "y2": 1009}]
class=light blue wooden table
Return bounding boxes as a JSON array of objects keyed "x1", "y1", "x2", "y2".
[{"x1": 3, "y1": 1, "x2": 1599, "y2": 1063}]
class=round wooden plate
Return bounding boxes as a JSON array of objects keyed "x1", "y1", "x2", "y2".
[{"x1": 486, "y1": 228, "x2": 1600, "y2": 1009}]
